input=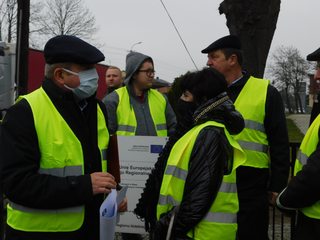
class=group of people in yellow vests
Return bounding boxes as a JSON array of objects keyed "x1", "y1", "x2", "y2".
[{"x1": 0, "y1": 33, "x2": 320, "y2": 240}]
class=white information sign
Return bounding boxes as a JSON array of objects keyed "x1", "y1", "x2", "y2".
[{"x1": 116, "y1": 136, "x2": 168, "y2": 234}]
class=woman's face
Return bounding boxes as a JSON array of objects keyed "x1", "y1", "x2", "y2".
[{"x1": 180, "y1": 90, "x2": 194, "y2": 102}]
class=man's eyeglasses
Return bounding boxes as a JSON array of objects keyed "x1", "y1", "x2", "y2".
[{"x1": 138, "y1": 69, "x2": 156, "y2": 77}]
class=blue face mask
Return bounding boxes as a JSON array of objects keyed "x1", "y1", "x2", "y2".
[{"x1": 63, "y1": 68, "x2": 99, "y2": 100}]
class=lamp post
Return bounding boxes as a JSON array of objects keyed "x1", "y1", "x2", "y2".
[{"x1": 130, "y1": 41, "x2": 142, "y2": 52}]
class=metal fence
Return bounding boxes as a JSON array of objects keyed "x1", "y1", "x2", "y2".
[
  {"x1": 0, "y1": 142, "x2": 301, "y2": 239},
  {"x1": 268, "y1": 142, "x2": 300, "y2": 240}
]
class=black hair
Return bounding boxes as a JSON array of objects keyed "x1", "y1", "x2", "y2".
[
  {"x1": 180, "y1": 68, "x2": 227, "y2": 105},
  {"x1": 137, "y1": 58, "x2": 153, "y2": 70}
]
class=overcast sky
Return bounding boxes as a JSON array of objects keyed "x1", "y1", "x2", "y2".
[{"x1": 83, "y1": 0, "x2": 319, "y2": 82}]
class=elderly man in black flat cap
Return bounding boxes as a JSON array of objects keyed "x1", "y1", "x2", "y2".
[
  {"x1": 0, "y1": 35, "x2": 126, "y2": 240},
  {"x1": 276, "y1": 47, "x2": 320, "y2": 240},
  {"x1": 201, "y1": 35, "x2": 290, "y2": 240},
  {"x1": 307, "y1": 48, "x2": 320, "y2": 125}
]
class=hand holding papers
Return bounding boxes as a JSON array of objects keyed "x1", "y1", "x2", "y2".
[
  {"x1": 100, "y1": 186, "x2": 128, "y2": 240},
  {"x1": 100, "y1": 189, "x2": 117, "y2": 240},
  {"x1": 117, "y1": 186, "x2": 128, "y2": 212}
]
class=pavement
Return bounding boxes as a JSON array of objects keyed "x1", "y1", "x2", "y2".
[{"x1": 287, "y1": 114, "x2": 310, "y2": 135}]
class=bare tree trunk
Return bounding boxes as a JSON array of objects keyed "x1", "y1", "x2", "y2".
[
  {"x1": 16, "y1": 0, "x2": 29, "y2": 96},
  {"x1": 8, "y1": 20, "x2": 12, "y2": 42},
  {"x1": 0, "y1": 21, "x2": 2, "y2": 41},
  {"x1": 285, "y1": 88, "x2": 293, "y2": 113},
  {"x1": 294, "y1": 92, "x2": 299, "y2": 113},
  {"x1": 294, "y1": 92, "x2": 304, "y2": 113},
  {"x1": 219, "y1": 0, "x2": 281, "y2": 78}
]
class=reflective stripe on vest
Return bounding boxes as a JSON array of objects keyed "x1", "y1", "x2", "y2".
[
  {"x1": 164, "y1": 165, "x2": 237, "y2": 193},
  {"x1": 294, "y1": 114, "x2": 320, "y2": 220},
  {"x1": 9, "y1": 202, "x2": 82, "y2": 214},
  {"x1": 115, "y1": 86, "x2": 167, "y2": 136},
  {"x1": 39, "y1": 165, "x2": 82, "y2": 176},
  {"x1": 7, "y1": 87, "x2": 109, "y2": 232},
  {"x1": 234, "y1": 76, "x2": 269, "y2": 168},
  {"x1": 97, "y1": 105, "x2": 109, "y2": 173},
  {"x1": 157, "y1": 121, "x2": 246, "y2": 240}
]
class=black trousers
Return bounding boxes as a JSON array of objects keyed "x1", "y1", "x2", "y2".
[
  {"x1": 295, "y1": 211, "x2": 320, "y2": 240},
  {"x1": 236, "y1": 166, "x2": 270, "y2": 240},
  {"x1": 237, "y1": 193, "x2": 269, "y2": 240}
]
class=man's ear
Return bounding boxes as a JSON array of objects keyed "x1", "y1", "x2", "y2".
[
  {"x1": 53, "y1": 68, "x2": 65, "y2": 86},
  {"x1": 229, "y1": 54, "x2": 238, "y2": 66},
  {"x1": 131, "y1": 73, "x2": 138, "y2": 82}
]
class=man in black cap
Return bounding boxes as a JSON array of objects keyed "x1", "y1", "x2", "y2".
[
  {"x1": 276, "y1": 47, "x2": 320, "y2": 240},
  {"x1": 202, "y1": 35, "x2": 290, "y2": 240},
  {"x1": 307, "y1": 48, "x2": 320, "y2": 125},
  {"x1": 0, "y1": 35, "x2": 126, "y2": 240}
]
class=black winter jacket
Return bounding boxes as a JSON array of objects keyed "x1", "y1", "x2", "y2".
[
  {"x1": 277, "y1": 129, "x2": 320, "y2": 240},
  {"x1": 0, "y1": 79, "x2": 107, "y2": 240},
  {"x1": 134, "y1": 92, "x2": 244, "y2": 239}
]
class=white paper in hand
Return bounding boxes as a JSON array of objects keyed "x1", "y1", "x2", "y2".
[
  {"x1": 116, "y1": 186, "x2": 128, "y2": 206},
  {"x1": 116, "y1": 185, "x2": 128, "y2": 223},
  {"x1": 100, "y1": 189, "x2": 117, "y2": 240}
]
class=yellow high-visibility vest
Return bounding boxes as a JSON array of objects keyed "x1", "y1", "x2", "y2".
[
  {"x1": 157, "y1": 121, "x2": 246, "y2": 240},
  {"x1": 115, "y1": 86, "x2": 167, "y2": 136},
  {"x1": 7, "y1": 87, "x2": 109, "y2": 232},
  {"x1": 234, "y1": 76, "x2": 269, "y2": 168},
  {"x1": 294, "y1": 114, "x2": 320, "y2": 219}
]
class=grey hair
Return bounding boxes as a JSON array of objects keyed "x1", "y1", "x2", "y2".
[{"x1": 44, "y1": 63, "x2": 73, "y2": 79}]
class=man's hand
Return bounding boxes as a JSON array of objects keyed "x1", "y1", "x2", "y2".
[
  {"x1": 90, "y1": 172, "x2": 116, "y2": 195},
  {"x1": 118, "y1": 197, "x2": 128, "y2": 212},
  {"x1": 268, "y1": 191, "x2": 279, "y2": 206}
]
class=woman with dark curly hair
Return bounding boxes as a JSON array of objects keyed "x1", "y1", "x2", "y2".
[{"x1": 135, "y1": 68, "x2": 246, "y2": 239}]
